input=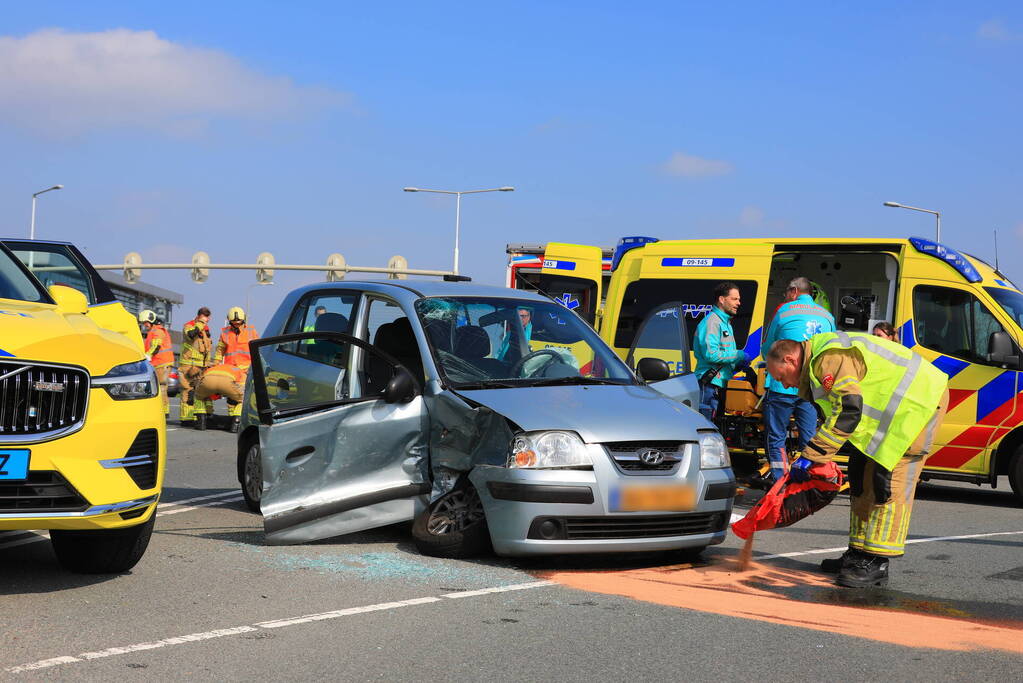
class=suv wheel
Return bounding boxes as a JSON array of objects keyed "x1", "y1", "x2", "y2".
[
  {"x1": 239, "y1": 438, "x2": 262, "y2": 513},
  {"x1": 50, "y1": 515, "x2": 155, "y2": 574}
]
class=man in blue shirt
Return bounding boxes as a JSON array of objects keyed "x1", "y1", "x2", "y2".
[
  {"x1": 693, "y1": 281, "x2": 749, "y2": 421},
  {"x1": 760, "y1": 276, "x2": 836, "y2": 483}
]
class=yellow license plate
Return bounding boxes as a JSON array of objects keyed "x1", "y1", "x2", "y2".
[{"x1": 611, "y1": 484, "x2": 695, "y2": 512}]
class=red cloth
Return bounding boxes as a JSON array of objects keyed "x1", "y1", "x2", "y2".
[{"x1": 731, "y1": 462, "x2": 844, "y2": 539}]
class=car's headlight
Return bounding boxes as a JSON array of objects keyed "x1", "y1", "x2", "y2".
[
  {"x1": 699, "y1": 431, "x2": 730, "y2": 469},
  {"x1": 508, "y1": 431, "x2": 592, "y2": 469},
  {"x1": 92, "y1": 360, "x2": 158, "y2": 400}
]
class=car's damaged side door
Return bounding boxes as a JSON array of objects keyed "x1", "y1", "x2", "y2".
[
  {"x1": 626, "y1": 301, "x2": 700, "y2": 407},
  {"x1": 249, "y1": 331, "x2": 431, "y2": 544}
]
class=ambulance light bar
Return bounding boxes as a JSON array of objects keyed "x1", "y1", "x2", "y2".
[
  {"x1": 909, "y1": 237, "x2": 982, "y2": 283},
  {"x1": 611, "y1": 236, "x2": 659, "y2": 271}
]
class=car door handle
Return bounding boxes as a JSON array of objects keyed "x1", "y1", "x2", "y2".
[{"x1": 285, "y1": 445, "x2": 315, "y2": 462}]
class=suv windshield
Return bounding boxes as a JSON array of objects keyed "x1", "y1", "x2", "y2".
[
  {"x1": 415, "y1": 296, "x2": 636, "y2": 388},
  {"x1": 0, "y1": 245, "x2": 50, "y2": 303},
  {"x1": 986, "y1": 287, "x2": 1023, "y2": 330}
]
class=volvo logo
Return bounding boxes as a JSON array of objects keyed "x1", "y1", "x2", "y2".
[{"x1": 638, "y1": 448, "x2": 665, "y2": 465}]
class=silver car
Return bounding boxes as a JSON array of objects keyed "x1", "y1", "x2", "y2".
[{"x1": 236, "y1": 281, "x2": 734, "y2": 557}]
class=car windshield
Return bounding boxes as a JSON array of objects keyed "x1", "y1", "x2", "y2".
[
  {"x1": 415, "y1": 296, "x2": 636, "y2": 388},
  {"x1": 0, "y1": 245, "x2": 49, "y2": 303},
  {"x1": 986, "y1": 287, "x2": 1023, "y2": 330}
]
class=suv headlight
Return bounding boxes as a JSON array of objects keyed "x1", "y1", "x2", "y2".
[
  {"x1": 508, "y1": 431, "x2": 592, "y2": 469},
  {"x1": 698, "y1": 431, "x2": 730, "y2": 469},
  {"x1": 93, "y1": 360, "x2": 158, "y2": 400}
]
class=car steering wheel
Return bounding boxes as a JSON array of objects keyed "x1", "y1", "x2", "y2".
[{"x1": 509, "y1": 349, "x2": 569, "y2": 378}]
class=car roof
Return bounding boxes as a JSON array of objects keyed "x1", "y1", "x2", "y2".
[{"x1": 288, "y1": 279, "x2": 553, "y2": 303}]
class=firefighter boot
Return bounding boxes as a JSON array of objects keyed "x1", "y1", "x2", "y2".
[
  {"x1": 820, "y1": 548, "x2": 853, "y2": 574},
  {"x1": 836, "y1": 552, "x2": 889, "y2": 588},
  {"x1": 195, "y1": 413, "x2": 208, "y2": 431},
  {"x1": 229, "y1": 417, "x2": 240, "y2": 433}
]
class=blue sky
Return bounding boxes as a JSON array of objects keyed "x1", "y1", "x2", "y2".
[{"x1": 1, "y1": 2, "x2": 1021, "y2": 328}]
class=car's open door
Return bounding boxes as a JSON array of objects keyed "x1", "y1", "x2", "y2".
[
  {"x1": 540, "y1": 243, "x2": 605, "y2": 327},
  {"x1": 626, "y1": 302, "x2": 700, "y2": 408},
  {"x1": 249, "y1": 332, "x2": 431, "y2": 544}
]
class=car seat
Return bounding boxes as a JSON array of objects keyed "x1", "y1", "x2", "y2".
[
  {"x1": 367, "y1": 317, "x2": 424, "y2": 394},
  {"x1": 453, "y1": 326, "x2": 506, "y2": 377},
  {"x1": 306, "y1": 312, "x2": 350, "y2": 364}
]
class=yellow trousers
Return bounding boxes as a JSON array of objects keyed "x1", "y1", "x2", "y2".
[
  {"x1": 848, "y1": 390, "x2": 949, "y2": 557},
  {"x1": 154, "y1": 364, "x2": 170, "y2": 415},
  {"x1": 194, "y1": 373, "x2": 244, "y2": 417},
  {"x1": 178, "y1": 365, "x2": 206, "y2": 421}
]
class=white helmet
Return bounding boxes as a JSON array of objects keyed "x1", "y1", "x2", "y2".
[
  {"x1": 138, "y1": 309, "x2": 157, "y2": 324},
  {"x1": 227, "y1": 306, "x2": 246, "y2": 322}
]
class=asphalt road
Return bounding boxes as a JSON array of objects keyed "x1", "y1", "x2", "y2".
[{"x1": 2, "y1": 404, "x2": 1022, "y2": 681}]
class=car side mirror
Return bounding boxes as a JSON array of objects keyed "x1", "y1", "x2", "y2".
[
  {"x1": 986, "y1": 331, "x2": 1021, "y2": 367},
  {"x1": 48, "y1": 284, "x2": 89, "y2": 315},
  {"x1": 384, "y1": 367, "x2": 416, "y2": 403},
  {"x1": 637, "y1": 357, "x2": 671, "y2": 383}
]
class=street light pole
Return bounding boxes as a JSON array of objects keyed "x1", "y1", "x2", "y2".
[
  {"x1": 30, "y1": 185, "x2": 64, "y2": 240},
  {"x1": 883, "y1": 201, "x2": 941, "y2": 242},
  {"x1": 404, "y1": 186, "x2": 514, "y2": 274}
]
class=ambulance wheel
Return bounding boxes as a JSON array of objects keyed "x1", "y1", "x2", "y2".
[
  {"x1": 1008, "y1": 447, "x2": 1023, "y2": 504},
  {"x1": 412, "y1": 482, "x2": 491, "y2": 558},
  {"x1": 239, "y1": 436, "x2": 262, "y2": 513},
  {"x1": 50, "y1": 515, "x2": 155, "y2": 574}
]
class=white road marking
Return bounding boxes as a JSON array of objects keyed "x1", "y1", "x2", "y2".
[
  {"x1": 6, "y1": 583, "x2": 556, "y2": 674},
  {"x1": 729, "y1": 512, "x2": 744, "y2": 524},
  {"x1": 0, "y1": 492, "x2": 244, "y2": 550},
  {"x1": 755, "y1": 529, "x2": 1023, "y2": 561}
]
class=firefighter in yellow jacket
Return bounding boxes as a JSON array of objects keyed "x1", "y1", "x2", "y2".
[
  {"x1": 139, "y1": 309, "x2": 174, "y2": 415},
  {"x1": 766, "y1": 332, "x2": 948, "y2": 588},
  {"x1": 178, "y1": 306, "x2": 213, "y2": 425}
]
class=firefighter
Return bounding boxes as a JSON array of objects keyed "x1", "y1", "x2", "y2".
[
  {"x1": 178, "y1": 306, "x2": 213, "y2": 425},
  {"x1": 198, "y1": 307, "x2": 257, "y2": 432},
  {"x1": 766, "y1": 332, "x2": 949, "y2": 588},
  {"x1": 215, "y1": 307, "x2": 259, "y2": 370},
  {"x1": 139, "y1": 309, "x2": 174, "y2": 416},
  {"x1": 192, "y1": 362, "x2": 246, "y2": 432}
]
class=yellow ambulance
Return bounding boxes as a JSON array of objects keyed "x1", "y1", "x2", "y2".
[
  {"x1": 0, "y1": 241, "x2": 164, "y2": 573},
  {"x1": 514, "y1": 237, "x2": 1023, "y2": 502}
]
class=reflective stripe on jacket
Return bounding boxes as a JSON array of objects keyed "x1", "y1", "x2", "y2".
[
  {"x1": 763, "y1": 294, "x2": 835, "y2": 394},
  {"x1": 803, "y1": 331, "x2": 947, "y2": 471},
  {"x1": 180, "y1": 319, "x2": 212, "y2": 368},
  {"x1": 145, "y1": 325, "x2": 174, "y2": 367},
  {"x1": 693, "y1": 306, "x2": 747, "y2": 388}
]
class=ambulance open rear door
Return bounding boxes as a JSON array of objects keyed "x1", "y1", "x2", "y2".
[{"x1": 539, "y1": 243, "x2": 605, "y2": 328}]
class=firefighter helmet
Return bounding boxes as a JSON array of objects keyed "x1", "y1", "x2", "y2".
[
  {"x1": 138, "y1": 309, "x2": 157, "y2": 324},
  {"x1": 227, "y1": 306, "x2": 246, "y2": 322}
]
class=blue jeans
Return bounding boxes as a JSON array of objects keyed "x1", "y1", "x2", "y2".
[
  {"x1": 699, "y1": 383, "x2": 721, "y2": 421},
  {"x1": 763, "y1": 390, "x2": 818, "y2": 479}
]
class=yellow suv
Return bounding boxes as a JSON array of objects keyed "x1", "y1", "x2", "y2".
[{"x1": 0, "y1": 242, "x2": 164, "y2": 573}]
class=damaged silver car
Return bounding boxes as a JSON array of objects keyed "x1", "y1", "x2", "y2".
[{"x1": 236, "y1": 281, "x2": 735, "y2": 557}]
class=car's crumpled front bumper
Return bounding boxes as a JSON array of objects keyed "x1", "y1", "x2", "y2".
[{"x1": 470, "y1": 443, "x2": 734, "y2": 556}]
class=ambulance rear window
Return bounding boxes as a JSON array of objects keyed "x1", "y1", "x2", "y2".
[{"x1": 614, "y1": 278, "x2": 759, "y2": 350}]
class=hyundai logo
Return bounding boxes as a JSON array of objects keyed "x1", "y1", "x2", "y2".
[{"x1": 638, "y1": 448, "x2": 665, "y2": 465}]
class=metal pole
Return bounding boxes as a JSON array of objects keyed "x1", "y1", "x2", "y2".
[
  {"x1": 30, "y1": 196, "x2": 37, "y2": 240},
  {"x1": 936, "y1": 213, "x2": 941, "y2": 242},
  {"x1": 454, "y1": 192, "x2": 462, "y2": 275}
]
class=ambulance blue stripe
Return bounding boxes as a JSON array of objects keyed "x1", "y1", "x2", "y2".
[
  {"x1": 976, "y1": 371, "x2": 1017, "y2": 422},
  {"x1": 543, "y1": 260, "x2": 576, "y2": 271},
  {"x1": 661, "y1": 257, "x2": 735, "y2": 267},
  {"x1": 899, "y1": 320, "x2": 915, "y2": 349},
  {"x1": 742, "y1": 327, "x2": 763, "y2": 360},
  {"x1": 0, "y1": 348, "x2": 12, "y2": 357},
  {"x1": 931, "y1": 355, "x2": 969, "y2": 379}
]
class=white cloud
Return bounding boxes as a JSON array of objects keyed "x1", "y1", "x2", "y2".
[
  {"x1": 739, "y1": 205, "x2": 764, "y2": 227},
  {"x1": 0, "y1": 28, "x2": 347, "y2": 136},
  {"x1": 977, "y1": 19, "x2": 1016, "y2": 41},
  {"x1": 661, "y1": 151, "x2": 733, "y2": 178}
]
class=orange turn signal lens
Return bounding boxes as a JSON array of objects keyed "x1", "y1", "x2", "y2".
[{"x1": 514, "y1": 451, "x2": 537, "y2": 467}]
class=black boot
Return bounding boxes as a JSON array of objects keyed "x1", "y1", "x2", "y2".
[
  {"x1": 195, "y1": 413, "x2": 207, "y2": 431},
  {"x1": 820, "y1": 548, "x2": 853, "y2": 574},
  {"x1": 836, "y1": 552, "x2": 889, "y2": 588},
  {"x1": 228, "y1": 417, "x2": 240, "y2": 433}
]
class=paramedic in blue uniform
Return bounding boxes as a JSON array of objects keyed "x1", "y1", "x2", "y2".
[
  {"x1": 693, "y1": 281, "x2": 749, "y2": 421},
  {"x1": 760, "y1": 276, "x2": 836, "y2": 483}
]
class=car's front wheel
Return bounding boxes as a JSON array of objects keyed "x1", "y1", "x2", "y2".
[
  {"x1": 50, "y1": 514, "x2": 155, "y2": 574},
  {"x1": 239, "y1": 437, "x2": 262, "y2": 513},
  {"x1": 412, "y1": 482, "x2": 491, "y2": 558}
]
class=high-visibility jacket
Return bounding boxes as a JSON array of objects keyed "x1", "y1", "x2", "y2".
[
  {"x1": 204, "y1": 363, "x2": 246, "y2": 384},
  {"x1": 806, "y1": 331, "x2": 948, "y2": 471},
  {"x1": 693, "y1": 306, "x2": 747, "y2": 388},
  {"x1": 180, "y1": 318, "x2": 213, "y2": 368},
  {"x1": 144, "y1": 324, "x2": 174, "y2": 368},
  {"x1": 215, "y1": 324, "x2": 259, "y2": 369},
  {"x1": 763, "y1": 294, "x2": 835, "y2": 394}
]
